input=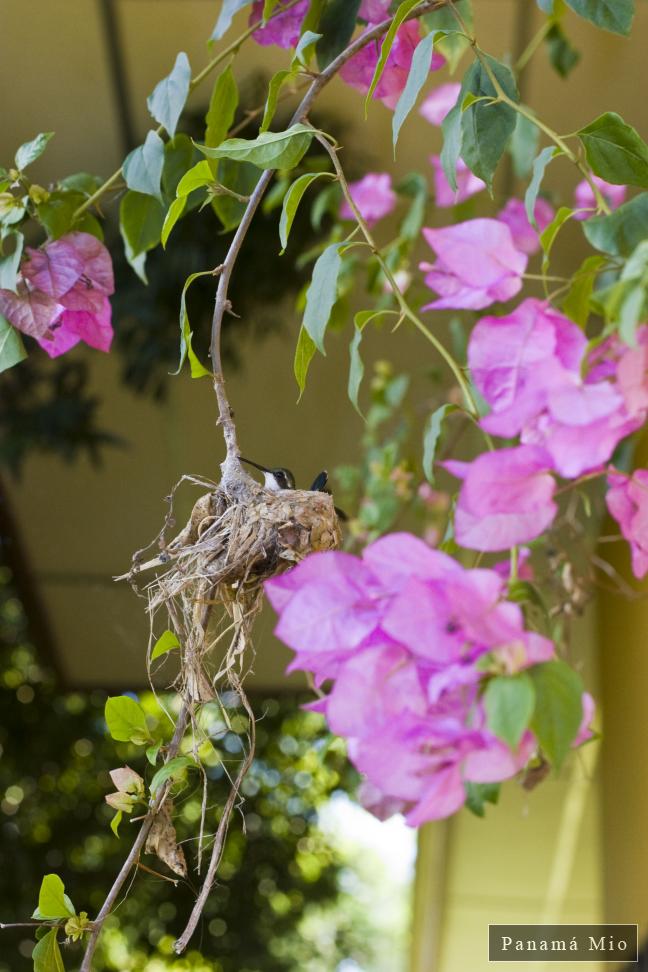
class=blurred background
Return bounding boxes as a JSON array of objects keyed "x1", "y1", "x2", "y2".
[{"x1": 1, "y1": 1, "x2": 647, "y2": 969}]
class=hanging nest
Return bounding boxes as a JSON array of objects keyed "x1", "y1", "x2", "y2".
[{"x1": 120, "y1": 463, "x2": 341, "y2": 702}]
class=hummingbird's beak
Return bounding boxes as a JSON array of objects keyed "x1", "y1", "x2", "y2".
[{"x1": 239, "y1": 456, "x2": 271, "y2": 474}]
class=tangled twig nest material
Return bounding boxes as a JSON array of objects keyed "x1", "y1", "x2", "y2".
[{"x1": 124, "y1": 465, "x2": 341, "y2": 703}]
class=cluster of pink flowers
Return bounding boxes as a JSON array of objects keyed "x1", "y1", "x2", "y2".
[
  {"x1": 0, "y1": 231, "x2": 114, "y2": 357},
  {"x1": 439, "y1": 301, "x2": 648, "y2": 553},
  {"x1": 251, "y1": 2, "x2": 444, "y2": 107},
  {"x1": 266, "y1": 533, "x2": 593, "y2": 824}
]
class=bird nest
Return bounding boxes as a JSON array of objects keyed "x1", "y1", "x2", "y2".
[{"x1": 122, "y1": 467, "x2": 341, "y2": 702}]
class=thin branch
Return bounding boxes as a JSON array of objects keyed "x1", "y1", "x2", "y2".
[
  {"x1": 72, "y1": 0, "x2": 306, "y2": 220},
  {"x1": 173, "y1": 681, "x2": 256, "y2": 954},
  {"x1": 79, "y1": 701, "x2": 190, "y2": 972},
  {"x1": 209, "y1": 0, "x2": 446, "y2": 472}
]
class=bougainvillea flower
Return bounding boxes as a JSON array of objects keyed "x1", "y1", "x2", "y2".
[
  {"x1": 443, "y1": 446, "x2": 557, "y2": 551},
  {"x1": 0, "y1": 231, "x2": 115, "y2": 357},
  {"x1": 573, "y1": 692, "x2": 596, "y2": 747},
  {"x1": 573, "y1": 175, "x2": 627, "y2": 220},
  {"x1": 419, "y1": 219, "x2": 527, "y2": 310},
  {"x1": 359, "y1": 0, "x2": 391, "y2": 22},
  {"x1": 249, "y1": 0, "x2": 308, "y2": 47},
  {"x1": 497, "y1": 197, "x2": 554, "y2": 255},
  {"x1": 264, "y1": 551, "x2": 382, "y2": 681},
  {"x1": 266, "y1": 532, "x2": 578, "y2": 824},
  {"x1": 340, "y1": 172, "x2": 397, "y2": 225},
  {"x1": 606, "y1": 469, "x2": 648, "y2": 578},
  {"x1": 419, "y1": 82, "x2": 461, "y2": 125},
  {"x1": 0, "y1": 287, "x2": 63, "y2": 339},
  {"x1": 429, "y1": 155, "x2": 485, "y2": 208},
  {"x1": 340, "y1": 21, "x2": 443, "y2": 109},
  {"x1": 468, "y1": 299, "x2": 645, "y2": 477}
]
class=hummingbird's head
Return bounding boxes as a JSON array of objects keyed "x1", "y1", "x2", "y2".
[
  {"x1": 268, "y1": 467, "x2": 296, "y2": 490},
  {"x1": 239, "y1": 457, "x2": 296, "y2": 491}
]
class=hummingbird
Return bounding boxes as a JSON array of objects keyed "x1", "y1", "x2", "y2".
[
  {"x1": 239, "y1": 457, "x2": 297, "y2": 491},
  {"x1": 239, "y1": 457, "x2": 347, "y2": 519}
]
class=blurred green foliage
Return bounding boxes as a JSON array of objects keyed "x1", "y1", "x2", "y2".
[{"x1": 0, "y1": 565, "x2": 389, "y2": 972}]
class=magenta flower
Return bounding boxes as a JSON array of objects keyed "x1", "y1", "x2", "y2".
[
  {"x1": 419, "y1": 219, "x2": 527, "y2": 311},
  {"x1": 340, "y1": 172, "x2": 397, "y2": 225},
  {"x1": 266, "y1": 532, "x2": 567, "y2": 825},
  {"x1": 359, "y1": 0, "x2": 391, "y2": 22},
  {"x1": 0, "y1": 231, "x2": 114, "y2": 357},
  {"x1": 443, "y1": 446, "x2": 558, "y2": 551},
  {"x1": 497, "y1": 197, "x2": 554, "y2": 255},
  {"x1": 574, "y1": 175, "x2": 627, "y2": 220},
  {"x1": 606, "y1": 469, "x2": 648, "y2": 578},
  {"x1": 468, "y1": 299, "x2": 645, "y2": 478},
  {"x1": 419, "y1": 82, "x2": 461, "y2": 125},
  {"x1": 429, "y1": 155, "x2": 485, "y2": 208},
  {"x1": 340, "y1": 21, "x2": 443, "y2": 109},
  {"x1": 250, "y1": 0, "x2": 308, "y2": 47}
]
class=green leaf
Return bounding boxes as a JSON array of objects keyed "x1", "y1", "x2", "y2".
[
  {"x1": 263, "y1": 0, "x2": 280, "y2": 16},
  {"x1": 174, "y1": 270, "x2": 213, "y2": 378},
  {"x1": 365, "y1": 0, "x2": 421, "y2": 111},
  {"x1": 348, "y1": 325, "x2": 365, "y2": 418},
  {"x1": 32, "y1": 929, "x2": 65, "y2": 972},
  {"x1": 440, "y1": 92, "x2": 464, "y2": 192},
  {"x1": 161, "y1": 133, "x2": 195, "y2": 201},
  {"x1": 578, "y1": 112, "x2": 648, "y2": 188},
  {"x1": 294, "y1": 325, "x2": 317, "y2": 398},
  {"x1": 161, "y1": 196, "x2": 187, "y2": 248},
  {"x1": 151, "y1": 629, "x2": 181, "y2": 661},
  {"x1": 465, "y1": 781, "x2": 500, "y2": 818},
  {"x1": 302, "y1": 242, "x2": 342, "y2": 353},
  {"x1": 146, "y1": 741, "x2": 163, "y2": 766},
  {"x1": 618, "y1": 283, "x2": 645, "y2": 345},
  {"x1": 211, "y1": 0, "x2": 252, "y2": 40},
  {"x1": 347, "y1": 310, "x2": 394, "y2": 417},
  {"x1": 423, "y1": 403, "x2": 457, "y2": 483},
  {"x1": 15, "y1": 132, "x2": 54, "y2": 170},
  {"x1": 460, "y1": 55, "x2": 519, "y2": 191},
  {"x1": 176, "y1": 160, "x2": 214, "y2": 197},
  {"x1": 398, "y1": 172, "x2": 428, "y2": 241},
  {"x1": 546, "y1": 23, "x2": 580, "y2": 77},
  {"x1": 147, "y1": 52, "x2": 191, "y2": 137},
  {"x1": 294, "y1": 30, "x2": 322, "y2": 67},
  {"x1": 392, "y1": 32, "x2": 443, "y2": 149},
  {"x1": 196, "y1": 123, "x2": 314, "y2": 170},
  {"x1": 564, "y1": 0, "x2": 634, "y2": 36},
  {"x1": 525, "y1": 145, "x2": 559, "y2": 226},
  {"x1": 316, "y1": 0, "x2": 361, "y2": 69},
  {"x1": 582, "y1": 192, "x2": 648, "y2": 257},
  {"x1": 0, "y1": 230, "x2": 24, "y2": 289},
  {"x1": 36, "y1": 874, "x2": 75, "y2": 919},
  {"x1": 0, "y1": 315, "x2": 26, "y2": 372},
  {"x1": 530, "y1": 660, "x2": 583, "y2": 768},
  {"x1": 562, "y1": 254, "x2": 607, "y2": 326},
  {"x1": 110, "y1": 810, "x2": 123, "y2": 837},
  {"x1": 123, "y1": 131, "x2": 165, "y2": 199},
  {"x1": 105, "y1": 695, "x2": 151, "y2": 745},
  {"x1": 540, "y1": 205, "x2": 574, "y2": 272},
  {"x1": 484, "y1": 673, "x2": 536, "y2": 749},
  {"x1": 279, "y1": 172, "x2": 333, "y2": 253},
  {"x1": 260, "y1": 69, "x2": 295, "y2": 134},
  {"x1": 36, "y1": 191, "x2": 84, "y2": 239},
  {"x1": 150, "y1": 755, "x2": 194, "y2": 794},
  {"x1": 424, "y1": 0, "x2": 473, "y2": 73},
  {"x1": 58, "y1": 171, "x2": 103, "y2": 196},
  {"x1": 510, "y1": 114, "x2": 540, "y2": 179},
  {"x1": 211, "y1": 159, "x2": 259, "y2": 230},
  {"x1": 205, "y1": 65, "x2": 239, "y2": 149},
  {"x1": 119, "y1": 191, "x2": 165, "y2": 283}
]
